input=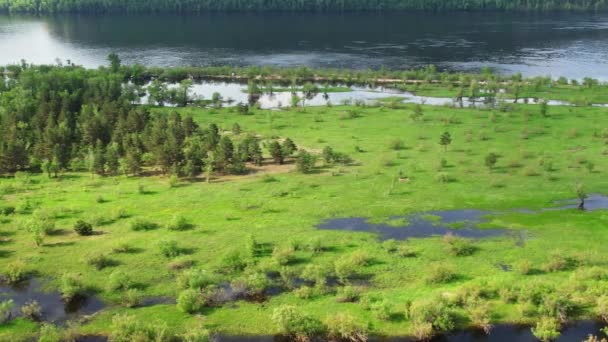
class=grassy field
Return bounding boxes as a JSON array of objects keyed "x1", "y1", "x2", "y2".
[{"x1": 1, "y1": 101, "x2": 608, "y2": 340}]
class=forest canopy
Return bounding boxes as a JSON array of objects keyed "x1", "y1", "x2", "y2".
[{"x1": 0, "y1": 0, "x2": 606, "y2": 13}]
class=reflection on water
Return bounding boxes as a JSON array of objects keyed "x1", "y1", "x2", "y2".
[
  {"x1": 0, "y1": 278, "x2": 104, "y2": 323},
  {"x1": 1, "y1": 13, "x2": 608, "y2": 79}
]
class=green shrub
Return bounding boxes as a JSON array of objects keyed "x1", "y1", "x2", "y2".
[
  {"x1": 596, "y1": 296, "x2": 608, "y2": 322},
  {"x1": 325, "y1": 313, "x2": 367, "y2": 342},
  {"x1": 167, "y1": 214, "x2": 191, "y2": 231},
  {"x1": 531, "y1": 317, "x2": 561, "y2": 342},
  {"x1": 0, "y1": 299, "x2": 14, "y2": 324},
  {"x1": 220, "y1": 250, "x2": 247, "y2": 273},
  {"x1": 109, "y1": 314, "x2": 169, "y2": 342},
  {"x1": 112, "y1": 241, "x2": 134, "y2": 254},
  {"x1": 232, "y1": 272, "x2": 270, "y2": 297},
  {"x1": 271, "y1": 305, "x2": 325, "y2": 339},
  {"x1": 443, "y1": 234, "x2": 475, "y2": 256},
  {"x1": 130, "y1": 219, "x2": 159, "y2": 231},
  {"x1": 516, "y1": 260, "x2": 533, "y2": 275},
  {"x1": 410, "y1": 297, "x2": 456, "y2": 335},
  {"x1": 158, "y1": 239, "x2": 182, "y2": 258},
  {"x1": 5, "y1": 260, "x2": 27, "y2": 284},
  {"x1": 389, "y1": 139, "x2": 405, "y2": 150},
  {"x1": 0, "y1": 206, "x2": 15, "y2": 216},
  {"x1": 181, "y1": 325, "x2": 211, "y2": 342},
  {"x1": 381, "y1": 239, "x2": 398, "y2": 253},
  {"x1": 272, "y1": 246, "x2": 296, "y2": 266},
  {"x1": 73, "y1": 220, "x2": 94, "y2": 236},
  {"x1": 371, "y1": 299, "x2": 393, "y2": 320},
  {"x1": 295, "y1": 150, "x2": 317, "y2": 173},
  {"x1": 334, "y1": 257, "x2": 359, "y2": 283},
  {"x1": 336, "y1": 286, "x2": 360, "y2": 303},
  {"x1": 121, "y1": 289, "x2": 142, "y2": 308},
  {"x1": 425, "y1": 264, "x2": 457, "y2": 284},
  {"x1": 86, "y1": 253, "x2": 114, "y2": 270},
  {"x1": 38, "y1": 323, "x2": 63, "y2": 342},
  {"x1": 177, "y1": 289, "x2": 204, "y2": 314},
  {"x1": 539, "y1": 294, "x2": 574, "y2": 323},
  {"x1": 177, "y1": 268, "x2": 216, "y2": 290},
  {"x1": 20, "y1": 300, "x2": 41, "y2": 320},
  {"x1": 60, "y1": 273, "x2": 84, "y2": 301},
  {"x1": 108, "y1": 270, "x2": 133, "y2": 292}
]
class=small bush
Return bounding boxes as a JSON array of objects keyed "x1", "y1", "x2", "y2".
[
  {"x1": 73, "y1": 220, "x2": 94, "y2": 236},
  {"x1": 410, "y1": 297, "x2": 457, "y2": 335},
  {"x1": 0, "y1": 206, "x2": 15, "y2": 216},
  {"x1": 596, "y1": 296, "x2": 608, "y2": 322},
  {"x1": 112, "y1": 241, "x2": 134, "y2": 254},
  {"x1": 121, "y1": 289, "x2": 142, "y2": 308},
  {"x1": 443, "y1": 234, "x2": 475, "y2": 256},
  {"x1": 177, "y1": 289, "x2": 205, "y2": 314},
  {"x1": 60, "y1": 273, "x2": 84, "y2": 301},
  {"x1": 167, "y1": 215, "x2": 191, "y2": 231},
  {"x1": 109, "y1": 314, "x2": 169, "y2": 342},
  {"x1": 516, "y1": 260, "x2": 533, "y2": 275},
  {"x1": 371, "y1": 299, "x2": 393, "y2": 320},
  {"x1": 389, "y1": 139, "x2": 405, "y2": 150},
  {"x1": 325, "y1": 313, "x2": 367, "y2": 342},
  {"x1": 5, "y1": 260, "x2": 27, "y2": 284},
  {"x1": 38, "y1": 323, "x2": 62, "y2": 342},
  {"x1": 336, "y1": 286, "x2": 360, "y2": 303},
  {"x1": 177, "y1": 268, "x2": 216, "y2": 290},
  {"x1": 181, "y1": 325, "x2": 211, "y2": 342},
  {"x1": 0, "y1": 299, "x2": 15, "y2": 324},
  {"x1": 272, "y1": 246, "x2": 296, "y2": 266},
  {"x1": 130, "y1": 219, "x2": 158, "y2": 231},
  {"x1": 425, "y1": 264, "x2": 456, "y2": 284},
  {"x1": 158, "y1": 239, "x2": 182, "y2": 258},
  {"x1": 271, "y1": 305, "x2": 325, "y2": 340},
  {"x1": 108, "y1": 271, "x2": 133, "y2": 292},
  {"x1": 86, "y1": 253, "x2": 114, "y2": 270},
  {"x1": 20, "y1": 300, "x2": 41, "y2": 320},
  {"x1": 531, "y1": 317, "x2": 561, "y2": 342},
  {"x1": 220, "y1": 250, "x2": 247, "y2": 273}
]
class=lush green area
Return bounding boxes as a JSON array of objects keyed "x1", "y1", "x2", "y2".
[
  {"x1": 1, "y1": 62, "x2": 608, "y2": 341},
  {"x1": 0, "y1": 0, "x2": 606, "y2": 13}
]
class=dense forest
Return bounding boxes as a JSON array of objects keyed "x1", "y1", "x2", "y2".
[
  {"x1": 0, "y1": 60, "x2": 309, "y2": 178},
  {"x1": 0, "y1": 0, "x2": 606, "y2": 13}
]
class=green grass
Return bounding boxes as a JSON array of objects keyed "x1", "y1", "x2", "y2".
[
  {"x1": 396, "y1": 83, "x2": 608, "y2": 104},
  {"x1": 1, "y1": 101, "x2": 608, "y2": 339}
]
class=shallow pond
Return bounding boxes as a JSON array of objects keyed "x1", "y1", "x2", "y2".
[
  {"x1": 317, "y1": 209, "x2": 506, "y2": 240},
  {"x1": 149, "y1": 81, "x2": 593, "y2": 110},
  {"x1": 0, "y1": 278, "x2": 104, "y2": 323}
]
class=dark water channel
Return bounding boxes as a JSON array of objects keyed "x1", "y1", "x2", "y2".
[{"x1": 0, "y1": 278, "x2": 104, "y2": 324}]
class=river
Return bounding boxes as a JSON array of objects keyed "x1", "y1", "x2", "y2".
[{"x1": 1, "y1": 12, "x2": 607, "y2": 79}]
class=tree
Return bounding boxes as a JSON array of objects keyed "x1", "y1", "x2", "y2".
[
  {"x1": 282, "y1": 138, "x2": 297, "y2": 156},
  {"x1": 575, "y1": 183, "x2": 587, "y2": 210},
  {"x1": 269, "y1": 141, "x2": 284, "y2": 164},
  {"x1": 232, "y1": 123, "x2": 241, "y2": 135},
  {"x1": 296, "y1": 151, "x2": 316, "y2": 173},
  {"x1": 216, "y1": 136, "x2": 234, "y2": 172},
  {"x1": 540, "y1": 100, "x2": 549, "y2": 117},
  {"x1": 485, "y1": 152, "x2": 499, "y2": 171},
  {"x1": 107, "y1": 53, "x2": 121, "y2": 73},
  {"x1": 105, "y1": 143, "x2": 120, "y2": 175},
  {"x1": 410, "y1": 104, "x2": 423, "y2": 121},
  {"x1": 439, "y1": 132, "x2": 452, "y2": 152}
]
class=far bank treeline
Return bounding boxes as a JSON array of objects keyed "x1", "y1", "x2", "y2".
[{"x1": 0, "y1": 0, "x2": 606, "y2": 13}]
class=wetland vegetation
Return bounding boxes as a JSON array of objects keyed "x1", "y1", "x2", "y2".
[{"x1": 1, "y1": 58, "x2": 608, "y2": 341}]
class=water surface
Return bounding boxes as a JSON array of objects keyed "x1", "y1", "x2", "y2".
[{"x1": 1, "y1": 13, "x2": 607, "y2": 79}]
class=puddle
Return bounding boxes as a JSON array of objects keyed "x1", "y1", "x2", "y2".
[
  {"x1": 551, "y1": 194, "x2": 608, "y2": 211},
  {"x1": 0, "y1": 278, "x2": 104, "y2": 324},
  {"x1": 317, "y1": 210, "x2": 506, "y2": 240},
  {"x1": 139, "y1": 296, "x2": 175, "y2": 307}
]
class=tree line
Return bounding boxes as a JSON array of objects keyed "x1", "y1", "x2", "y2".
[
  {"x1": 0, "y1": 0, "x2": 606, "y2": 13},
  {"x1": 0, "y1": 61, "x2": 301, "y2": 177}
]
